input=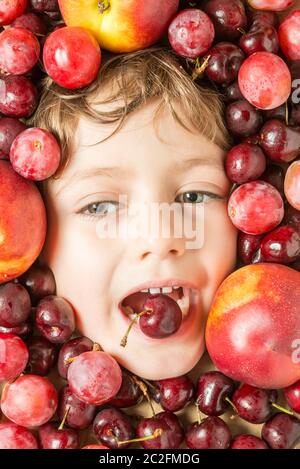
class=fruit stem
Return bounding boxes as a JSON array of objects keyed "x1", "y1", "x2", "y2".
[
  {"x1": 271, "y1": 402, "x2": 295, "y2": 416},
  {"x1": 117, "y1": 428, "x2": 162, "y2": 446},
  {"x1": 225, "y1": 396, "x2": 238, "y2": 414},
  {"x1": 58, "y1": 404, "x2": 71, "y2": 430},
  {"x1": 191, "y1": 55, "x2": 211, "y2": 82},
  {"x1": 196, "y1": 404, "x2": 202, "y2": 424},
  {"x1": 132, "y1": 375, "x2": 156, "y2": 418},
  {"x1": 237, "y1": 27, "x2": 246, "y2": 35},
  {"x1": 285, "y1": 100, "x2": 289, "y2": 126},
  {"x1": 120, "y1": 310, "x2": 149, "y2": 348},
  {"x1": 98, "y1": 0, "x2": 110, "y2": 13},
  {"x1": 92, "y1": 342, "x2": 102, "y2": 352}
]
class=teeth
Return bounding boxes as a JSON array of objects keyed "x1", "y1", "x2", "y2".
[
  {"x1": 140, "y1": 286, "x2": 182, "y2": 294},
  {"x1": 162, "y1": 287, "x2": 172, "y2": 294},
  {"x1": 141, "y1": 289, "x2": 149, "y2": 293},
  {"x1": 149, "y1": 288, "x2": 161, "y2": 294},
  {"x1": 176, "y1": 295, "x2": 190, "y2": 317},
  {"x1": 173, "y1": 286, "x2": 180, "y2": 289}
]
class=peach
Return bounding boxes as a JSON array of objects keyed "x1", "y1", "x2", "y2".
[
  {"x1": 284, "y1": 160, "x2": 300, "y2": 210},
  {"x1": 0, "y1": 161, "x2": 46, "y2": 284},
  {"x1": 205, "y1": 263, "x2": 300, "y2": 389},
  {"x1": 58, "y1": 0, "x2": 179, "y2": 53}
]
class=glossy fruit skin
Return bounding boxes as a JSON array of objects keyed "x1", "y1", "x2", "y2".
[
  {"x1": 58, "y1": 336, "x2": 93, "y2": 379},
  {"x1": 284, "y1": 160, "x2": 300, "y2": 210},
  {"x1": 203, "y1": 0, "x2": 247, "y2": 40},
  {"x1": 206, "y1": 263, "x2": 300, "y2": 389},
  {"x1": 11, "y1": 12, "x2": 48, "y2": 36},
  {"x1": 35, "y1": 295, "x2": 75, "y2": 344},
  {"x1": 239, "y1": 21, "x2": 278, "y2": 55},
  {"x1": 225, "y1": 101, "x2": 263, "y2": 138},
  {"x1": 0, "y1": 333, "x2": 29, "y2": 382},
  {"x1": 196, "y1": 371, "x2": 235, "y2": 416},
  {"x1": 1, "y1": 374, "x2": 58, "y2": 427},
  {"x1": 238, "y1": 52, "x2": 291, "y2": 110},
  {"x1": 232, "y1": 384, "x2": 277, "y2": 423},
  {"x1": 43, "y1": 26, "x2": 101, "y2": 89},
  {"x1": 284, "y1": 204, "x2": 300, "y2": 232},
  {"x1": 0, "y1": 118, "x2": 27, "y2": 158},
  {"x1": 168, "y1": 9, "x2": 215, "y2": 59},
  {"x1": 0, "y1": 0, "x2": 28, "y2": 26},
  {"x1": 93, "y1": 407, "x2": 134, "y2": 449},
  {"x1": 228, "y1": 181, "x2": 284, "y2": 235},
  {"x1": 205, "y1": 42, "x2": 245, "y2": 84},
  {"x1": 185, "y1": 416, "x2": 231, "y2": 449},
  {"x1": 19, "y1": 264, "x2": 56, "y2": 306},
  {"x1": 58, "y1": 0, "x2": 180, "y2": 53},
  {"x1": 238, "y1": 232, "x2": 264, "y2": 264},
  {"x1": 25, "y1": 336, "x2": 57, "y2": 376},
  {"x1": 0, "y1": 28, "x2": 40, "y2": 76},
  {"x1": 0, "y1": 422, "x2": 38, "y2": 449},
  {"x1": 279, "y1": 10, "x2": 300, "y2": 60},
  {"x1": 39, "y1": 422, "x2": 79, "y2": 449},
  {"x1": 260, "y1": 225, "x2": 300, "y2": 264},
  {"x1": 136, "y1": 411, "x2": 184, "y2": 449},
  {"x1": 262, "y1": 413, "x2": 300, "y2": 449},
  {"x1": 230, "y1": 434, "x2": 269, "y2": 449},
  {"x1": 139, "y1": 293, "x2": 182, "y2": 339},
  {"x1": 284, "y1": 380, "x2": 300, "y2": 413},
  {"x1": 57, "y1": 385, "x2": 96, "y2": 430},
  {"x1": 0, "y1": 161, "x2": 47, "y2": 284},
  {"x1": 0, "y1": 75, "x2": 38, "y2": 118},
  {"x1": 260, "y1": 120, "x2": 300, "y2": 163},
  {"x1": 261, "y1": 164, "x2": 285, "y2": 196},
  {"x1": 225, "y1": 143, "x2": 266, "y2": 183},
  {"x1": 247, "y1": 0, "x2": 293, "y2": 11},
  {"x1": 152, "y1": 375, "x2": 194, "y2": 412},
  {"x1": 0, "y1": 282, "x2": 31, "y2": 327},
  {"x1": 109, "y1": 368, "x2": 143, "y2": 408}
]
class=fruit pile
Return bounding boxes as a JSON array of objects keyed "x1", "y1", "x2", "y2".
[{"x1": 0, "y1": 0, "x2": 300, "y2": 450}]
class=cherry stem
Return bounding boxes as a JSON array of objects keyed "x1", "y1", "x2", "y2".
[
  {"x1": 225, "y1": 396, "x2": 238, "y2": 414},
  {"x1": 117, "y1": 428, "x2": 162, "y2": 446},
  {"x1": 196, "y1": 404, "x2": 202, "y2": 425},
  {"x1": 132, "y1": 375, "x2": 156, "y2": 418},
  {"x1": 58, "y1": 404, "x2": 71, "y2": 430},
  {"x1": 120, "y1": 310, "x2": 149, "y2": 348},
  {"x1": 98, "y1": 0, "x2": 110, "y2": 13},
  {"x1": 92, "y1": 342, "x2": 102, "y2": 352},
  {"x1": 192, "y1": 55, "x2": 211, "y2": 82},
  {"x1": 285, "y1": 101, "x2": 289, "y2": 126},
  {"x1": 271, "y1": 402, "x2": 295, "y2": 416},
  {"x1": 237, "y1": 27, "x2": 246, "y2": 35}
]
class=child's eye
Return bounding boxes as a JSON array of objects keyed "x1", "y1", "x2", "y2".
[
  {"x1": 175, "y1": 191, "x2": 224, "y2": 204},
  {"x1": 79, "y1": 201, "x2": 119, "y2": 219}
]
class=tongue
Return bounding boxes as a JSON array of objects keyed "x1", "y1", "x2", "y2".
[{"x1": 122, "y1": 290, "x2": 181, "y2": 315}]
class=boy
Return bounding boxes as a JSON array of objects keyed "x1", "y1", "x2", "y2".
[{"x1": 31, "y1": 46, "x2": 237, "y2": 381}]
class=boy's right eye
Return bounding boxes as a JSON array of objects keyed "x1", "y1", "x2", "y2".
[{"x1": 78, "y1": 201, "x2": 119, "y2": 219}]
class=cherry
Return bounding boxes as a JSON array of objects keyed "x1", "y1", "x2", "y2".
[
  {"x1": 204, "y1": 42, "x2": 245, "y2": 84},
  {"x1": 238, "y1": 232, "x2": 264, "y2": 264},
  {"x1": 0, "y1": 75, "x2": 38, "y2": 118},
  {"x1": 230, "y1": 434, "x2": 269, "y2": 449},
  {"x1": 247, "y1": 10, "x2": 279, "y2": 28},
  {"x1": 57, "y1": 385, "x2": 96, "y2": 430},
  {"x1": 0, "y1": 422, "x2": 38, "y2": 449},
  {"x1": 168, "y1": 8, "x2": 215, "y2": 59},
  {"x1": 225, "y1": 100, "x2": 263, "y2": 137},
  {"x1": 247, "y1": 0, "x2": 293, "y2": 11},
  {"x1": 0, "y1": 118, "x2": 27, "y2": 159},
  {"x1": 260, "y1": 119, "x2": 300, "y2": 163},
  {"x1": 43, "y1": 26, "x2": 101, "y2": 89},
  {"x1": 284, "y1": 204, "x2": 300, "y2": 232},
  {"x1": 262, "y1": 413, "x2": 300, "y2": 449},
  {"x1": 0, "y1": 0, "x2": 28, "y2": 26},
  {"x1": 225, "y1": 143, "x2": 266, "y2": 183},
  {"x1": 30, "y1": 0, "x2": 59, "y2": 12},
  {"x1": 239, "y1": 21, "x2": 278, "y2": 56},
  {"x1": 0, "y1": 282, "x2": 31, "y2": 327},
  {"x1": 1, "y1": 374, "x2": 58, "y2": 427},
  {"x1": 136, "y1": 411, "x2": 184, "y2": 449},
  {"x1": 35, "y1": 295, "x2": 75, "y2": 344},
  {"x1": 238, "y1": 52, "x2": 291, "y2": 110},
  {"x1": 67, "y1": 350, "x2": 122, "y2": 406},
  {"x1": 260, "y1": 225, "x2": 300, "y2": 264},
  {"x1": 0, "y1": 28, "x2": 40, "y2": 76},
  {"x1": 224, "y1": 81, "x2": 243, "y2": 102},
  {"x1": 195, "y1": 371, "x2": 235, "y2": 416},
  {"x1": 25, "y1": 336, "x2": 57, "y2": 376},
  {"x1": 93, "y1": 407, "x2": 135, "y2": 449},
  {"x1": 284, "y1": 161, "x2": 300, "y2": 211},
  {"x1": 19, "y1": 263, "x2": 56, "y2": 306},
  {"x1": 109, "y1": 368, "x2": 143, "y2": 408},
  {"x1": 0, "y1": 333, "x2": 29, "y2": 382},
  {"x1": 150, "y1": 375, "x2": 194, "y2": 412},
  {"x1": 261, "y1": 164, "x2": 285, "y2": 196},
  {"x1": 11, "y1": 12, "x2": 48, "y2": 36},
  {"x1": 203, "y1": 0, "x2": 247, "y2": 41},
  {"x1": 120, "y1": 293, "x2": 182, "y2": 346},
  {"x1": 39, "y1": 422, "x2": 79, "y2": 449},
  {"x1": 58, "y1": 336, "x2": 93, "y2": 379},
  {"x1": 284, "y1": 380, "x2": 300, "y2": 414},
  {"x1": 279, "y1": 10, "x2": 300, "y2": 61},
  {"x1": 185, "y1": 416, "x2": 231, "y2": 449},
  {"x1": 10, "y1": 127, "x2": 61, "y2": 181},
  {"x1": 232, "y1": 384, "x2": 278, "y2": 424},
  {"x1": 228, "y1": 181, "x2": 284, "y2": 235}
]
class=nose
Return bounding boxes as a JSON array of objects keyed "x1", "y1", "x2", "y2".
[{"x1": 136, "y1": 235, "x2": 186, "y2": 261}]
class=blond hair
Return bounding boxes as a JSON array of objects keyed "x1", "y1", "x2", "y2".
[{"x1": 29, "y1": 45, "x2": 231, "y2": 179}]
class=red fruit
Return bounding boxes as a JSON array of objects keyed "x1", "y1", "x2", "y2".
[
  {"x1": 82, "y1": 444, "x2": 109, "y2": 449},
  {"x1": 238, "y1": 232, "x2": 264, "y2": 264},
  {"x1": 247, "y1": 0, "x2": 293, "y2": 11},
  {"x1": 225, "y1": 143, "x2": 266, "y2": 184},
  {"x1": 238, "y1": 52, "x2": 291, "y2": 110},
  {"x1": 43, "y1": 26, "x2": 101, "y2": 89},
  {"x1": 279, "y1": 10, "x2": 300, "y2": 60},
  {"x1": 11, "y1": 12, "x2": 48, "y2": 36},
  {"x1": 0, "y1": 28, "x2": 40, "y2": 76},
  {"x1": 39, "y1": 422, "x2": 79, "y2": 449},
  {"x1": 205, "y1": 263, "x2": 300, "y2": 389},
  {"x1": 0, "y1": 75, "x2": 38, "y2": 118},
  {"x1": 0, "y1": 423, "x2": 38, "y2": 449},
  {"x1": 168, "y1": 8, "x2": 215, "y2": 59},
  {"x1": 205, "y1": 42, "x2": 245, "y2": 84},
  {"x1": 262, "y1": 413, "x2": 300, "y2": 449},
  {"x1": 0, "y1": 118, "x2": 27, "y2": 158},
  {"x1": 260, "y1": 120, "x2": 300, "y2": 163},
  {"x1": 136, "y1": 411, "x2": 184, "y2": 449},
  {"x1": 19, "y1": 263, "x2": 56, "y2": 306},
  {"x1": 260, "y1": 225, "x2": 300, "y2": 264},
  {"x1": 261, "y1": 164, "x2": 285, "y2": 196},
  {"x1": 284, "y1": 380, "x2": 300, "y2": 413},
  {"x1": 35, "y1": 295, "x2": 75, "y2": 344},
  {"x1": 1, "y1": 374, "x2": 58, "y2": 427},
  {"x1": 0, "y1": 0, "x2": 28, "y2": 26},
  {"x1": 225, "y1": 100, "x2": 263, "y2": 137},
  {"x1": 10, "y1": 127, "x2": 61, "y2": 181},
  {"x1": 0, "y1": 282, "x2": 31, "y2": 327},
  {"x1": 0, "y1": 333, "x2": 29, "y2": 382},
  {"x1": 231, "y1": 434, "x2": 268, "y2": 449},
  {"x1": 203, "y1": 0, "x2": 247, "y2": 41},
  {"x1": 284, "y1": 160, "x2": 300, "y2": 210},
  {"x1": 31, "y1": 0, "x2": 58, "y2": 12},
  {"x1": 228, "y1": 181, "x2": 284, "y2": 235},
  {"x1": 239, "y1": 21, "x2": 279, "y2": 55}
]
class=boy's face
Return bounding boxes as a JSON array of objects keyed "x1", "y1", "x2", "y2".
[{"x1": 40, "y1": 97, "x2": 237, "y2": 380}]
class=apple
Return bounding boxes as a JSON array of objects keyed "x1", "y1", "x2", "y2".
[
  {"x1": 205, "y1": 263, "x2": 300, "y2": 389},
  {"x1": 58, "y1": 0, "x2": 179, "y2": 53},
  {"x1": 0, "y1": 161, "x2": 46, "y2": 284}
]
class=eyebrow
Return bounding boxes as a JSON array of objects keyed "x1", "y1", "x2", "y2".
[{"x1": 55, "y1": 156, "x2": 225, "y2": 196}]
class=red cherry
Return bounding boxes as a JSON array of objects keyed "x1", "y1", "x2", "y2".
[
  {"x1": 0, "y1": 0, "x2": 28, "y2": 26},
  {"x1": 279, "y1": 10, "x2": 300, "y2": 61},
  {"x1": 0, "y1": 28, "x2": 40, "y2": 76},
  {"x1": 0, "y1": 333, "x2": 29, "y2": 382}
]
